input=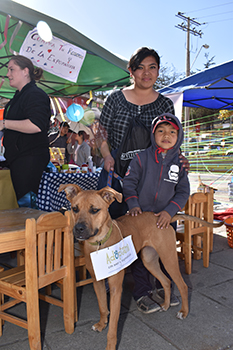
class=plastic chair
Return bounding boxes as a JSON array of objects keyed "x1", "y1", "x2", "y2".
[
  {"x1": 0, "y1": 211, "x2": 75, "y2": 350},
  {"x1": 176, "y1": 190, "x2": 214, "y2": 274}
]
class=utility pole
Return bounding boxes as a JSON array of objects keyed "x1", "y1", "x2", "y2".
[
  {"x1": 175, "y1": 12, "x2": 203, "y2": 77},
  {"x1": 175, "y1": 12, "x2": 203, "y2": 155}
]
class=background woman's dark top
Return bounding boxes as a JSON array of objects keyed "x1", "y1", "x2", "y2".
[{"x1": 3, "y1": 80, "x2": 50, "y2": 200}]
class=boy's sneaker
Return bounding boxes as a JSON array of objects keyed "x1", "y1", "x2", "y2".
[
  {"x1": 136, "y1": 295, "x2": 161, "y2": 314},
  {"x1": 156, "y1": 288, "x2": 180, "y2": 306}
]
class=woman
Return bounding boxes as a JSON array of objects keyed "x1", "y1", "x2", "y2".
[
  {"x1": 98, "y1": 47, "x2": 187, "y2": 314},
  {"x1": 0, "y1": 55, "x2": 51, "y2": 207},
  {"x1": 99, "y1": 47, "x2": 176, "y2": 216},
  {"x1": 67, "y1": 130, "x2": 91, "y2": 166}
]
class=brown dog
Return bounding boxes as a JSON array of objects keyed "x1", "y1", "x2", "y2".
[{"x1": 58, "y1": 184, "x2": 223, "y2": 350}]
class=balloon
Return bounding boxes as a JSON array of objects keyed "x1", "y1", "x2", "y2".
[
  {"x1": 66, "y1": 104, "x2": 84, "y2": 122},
  {"x1": 80, "y1": 108, "x2": 96, "y2": 126}
]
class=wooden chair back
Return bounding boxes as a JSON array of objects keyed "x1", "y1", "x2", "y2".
[{"x1": 176, "y1": 190, "x2": 214, "y2": 274}]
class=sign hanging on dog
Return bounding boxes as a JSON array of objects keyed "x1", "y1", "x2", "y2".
[{"x1": 90, "y1": 235, "x2": 137, "y2": 281}]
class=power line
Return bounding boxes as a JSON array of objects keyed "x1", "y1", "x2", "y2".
[
  {"x1": 205, "y1": 17, "x2": 233, "y2": 24},
  {"x1": 197, "y1": 10, "x2": 233, "y2": 19},
  {"x1": 184, "y1": 2, "x2": 233, "y2": 14}
]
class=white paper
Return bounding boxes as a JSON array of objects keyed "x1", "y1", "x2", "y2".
[
  {"x1": 20, "y1": 28, "x2": 86, "y2": 83},
  {"x1": 90, "y1": 235, "x2": 137, "y2": 281}
]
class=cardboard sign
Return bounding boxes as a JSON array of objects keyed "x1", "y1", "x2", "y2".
[
  {"x1": 19, "y1": 28, "x2": 86, "y2": 82},
  {"x1": 90, "y1": 235, "x2": 137, "y2": 281}
]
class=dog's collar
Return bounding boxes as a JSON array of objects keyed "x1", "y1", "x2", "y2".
[{"x1": 89, "y1": 223, "x2": 113, "y2": 246}]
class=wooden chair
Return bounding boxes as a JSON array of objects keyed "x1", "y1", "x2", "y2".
[
  {"x1": 176, "y1": 190, "x2": 214, "y2": 275},
  {"x1": 0, "y1": 211, "x2": 75, "y2": 350},
  {"x1": 74, "y1": 241, "x2": 93, "y2": 288}
]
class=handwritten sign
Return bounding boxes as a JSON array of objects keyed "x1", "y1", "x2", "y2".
[
  {"x1": 90, "y1": 235, "x2": 138, "y2": 281},
  {"x1": 19, "y1": 28, "x2": 86, "y2": 83}
]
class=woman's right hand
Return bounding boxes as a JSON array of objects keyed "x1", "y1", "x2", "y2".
[{"x1": 104, "y1": 154, "x2": 115, "y2": 172}]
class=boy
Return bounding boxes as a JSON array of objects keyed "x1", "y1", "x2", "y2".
[{"x1": 123, "y1": 113, "x2": 190, "y2": 313}]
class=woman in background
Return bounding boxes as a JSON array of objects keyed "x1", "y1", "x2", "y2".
[
  {"x1": 0, "y1": 55, "x2": 51, "y2": 208},
  {"x1": 67, "y1": 130, "x2": 91, "y2": 166}
]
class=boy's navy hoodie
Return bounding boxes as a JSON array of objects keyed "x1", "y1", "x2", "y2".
[{"x1": 123, "y1": 113, "x2": 190, "y2": 218}]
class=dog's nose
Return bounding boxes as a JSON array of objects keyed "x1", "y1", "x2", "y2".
[{"x1": 75, "y1": 222, "x2": 86, "y2": 233}]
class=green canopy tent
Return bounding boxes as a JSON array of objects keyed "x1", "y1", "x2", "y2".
[{"x1": 0, "y1": 0, "x2": 130, "y2": 99}]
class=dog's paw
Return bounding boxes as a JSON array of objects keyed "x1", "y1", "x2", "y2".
[
  {"x1": 159, "y1": 305, "x2": 167, "y2": 312},
  {"x1": 176, "y1": 311, "x2": 184, "y2": 320},
  {"x1": 92, "y1": 321, "x2": 108, "y2": 332},
  {"x1": 92, "y1": 325, "x2": 98, "y2": 332},
  {"x1": 160, "y1": 303, "x2": 169, "y2": 311}
]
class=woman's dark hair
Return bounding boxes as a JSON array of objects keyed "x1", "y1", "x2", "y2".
[
  {"x1": 128, "y1": 47, "x2": 160, "y2": 72},
  {"x1": 78, "y1": 130, "x2": 85, "y2": 138},
  {"x1": 9, "y1": 55, "x2": 43, "y2": 81}
]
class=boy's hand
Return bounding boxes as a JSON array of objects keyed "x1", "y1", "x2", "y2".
[
  {"x1": 128, "y1": 207, "x2": 142, "y2": 216},
  {"x1": 154, "y1": 211, "x2": 171, "y2": 229}
]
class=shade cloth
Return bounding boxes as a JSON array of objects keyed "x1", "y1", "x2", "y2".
[
  {"x1": 159, "y1": 60, "x2": 233, "y2": 110},
  {"x1": 0, "y1": 0, "x2": 130, "y2": 99}
]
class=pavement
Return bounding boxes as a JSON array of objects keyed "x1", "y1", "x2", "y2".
[{"x1": 0, "y1": 173, "x2": 233, "y2": 350}]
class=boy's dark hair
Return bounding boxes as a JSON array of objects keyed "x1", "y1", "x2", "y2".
[
  {"x1": 60, "y1": 122, "x2": 69, "y2": 129},
  {"x1": 128, "y1": 47, "x2": 160, "y2": 71}
]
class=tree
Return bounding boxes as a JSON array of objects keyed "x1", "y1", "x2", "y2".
[
  {"x1": 154, "y1": 64, "x2": 184, "y2": 89},
  {"x1": 203, "y1": 53, "x2": 215, "y2": 69}
]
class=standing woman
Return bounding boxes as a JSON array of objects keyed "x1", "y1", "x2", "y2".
[
  {"x1": 0, "y1": 55, "x2": 51, "y2": 207},
  {"x1": 99, "y1": 47, "x2": 175, "y2": 218},
  {"x1": 98, "y1": 47, "x2": 186, "y2": 313}
]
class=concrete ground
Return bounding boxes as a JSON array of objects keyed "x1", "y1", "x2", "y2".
[{"x1": 0, "y1": 172, "x2": 233, "y2": 350}]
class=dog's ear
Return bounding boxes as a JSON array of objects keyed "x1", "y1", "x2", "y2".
[
  {"x1": 58, "y1": 184, "x2": 82, "y2": 202},
  {"x1": 98, "y1": 187, "x2": 122, "y2": 205}
]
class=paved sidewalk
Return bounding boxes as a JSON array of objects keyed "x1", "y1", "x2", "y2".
[
  {"x1": 0, "y1": 172, "x2": 233, "y2": 349},
  {"x1": 0, "y1": 224, "x2": 232, "y2": 350}
]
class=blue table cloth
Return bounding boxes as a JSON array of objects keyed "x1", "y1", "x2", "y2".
[{"x1": 37, "y1": 171, "x2": 100, "y2": 212}]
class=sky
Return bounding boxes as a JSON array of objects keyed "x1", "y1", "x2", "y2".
[{"x1": 14, "y1": 0, "x2": 233, "y2": 76}]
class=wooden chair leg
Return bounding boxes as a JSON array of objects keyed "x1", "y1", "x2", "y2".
[
  {"x1": 17, "y1": 250, "x2": 25, "y2": 266},
  {"x1": 184, "y1": 242, "x2": 192, "y2": 275},
  {"x1": 209, "y1": 229, "x2": 214, "y2": 252},
  {"x1": 63, "y1": 275, "x2": 75, "y2": 334},
  {"x1": 0, "y1": 293, "x2": 3, "y2": 337},
  {"x1": 0, "y1": 267, "x2": 4, "y2": 336},
  {"x1": 193, "y1": 236, "x2": 202, "y2": 260},
  {"x1": 26, "y1": 290, "x2": 41, "y2": 350},
  {"x1": 203, "y1": 229, "x2": 210, "y2": 268},
  {"x1": 62, "y1": 236, "x2": 75, "y2": 335}
]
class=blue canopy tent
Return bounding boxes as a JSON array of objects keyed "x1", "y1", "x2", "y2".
[{"x1": 159, "y1": 60, "x2": 233, "y2": 110}]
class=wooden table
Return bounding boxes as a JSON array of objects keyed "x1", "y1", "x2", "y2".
[{"x1": 0, "y1": 208, "x2": 46, "y2": 254}]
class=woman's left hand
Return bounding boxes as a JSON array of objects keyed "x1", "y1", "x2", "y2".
[{"x1": 179, "y1": 153, "x2": 190, "y2": 172}]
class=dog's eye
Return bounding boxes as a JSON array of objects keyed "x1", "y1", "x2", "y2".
[
  {"x1": 72, "y1": 206, "x2": 79, "y2": 213},
  {"x1": 90, "y1": 207, "x2": 100, "y2": 215}
]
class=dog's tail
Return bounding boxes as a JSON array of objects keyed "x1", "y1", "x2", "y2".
[{"x1": 171, "y1": 214, "x2": 223, "y2": 228}]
